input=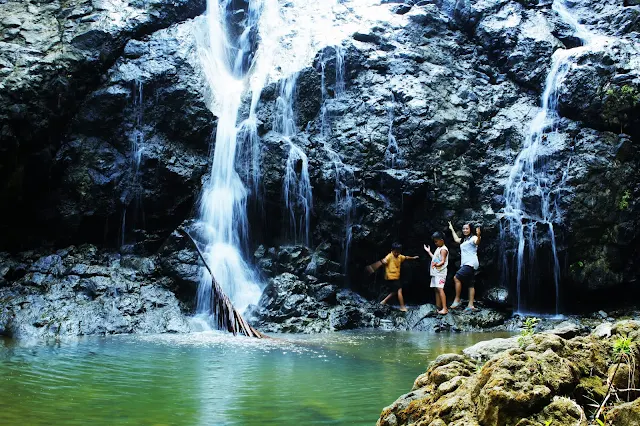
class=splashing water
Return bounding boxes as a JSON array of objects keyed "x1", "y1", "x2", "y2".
[{"x1": 499, "y1": 0, "x2": 610, "y2": 314}]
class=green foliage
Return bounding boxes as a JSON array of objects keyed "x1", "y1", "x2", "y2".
[
  {"x1": 570, "y1": 261, "x2": 585, "y2": 274},
  {"x1": 618, "y1": 189, "x2": 631, "y2": 211},
  {"x1": 613, "y1": 336, "x2": 632, "y2": 358},
  {"x1": 602, "y1": 84, "x2": 640, "y2": 132},
  {"x1": 544, "y1": 420, "x2": 553, "y2": 426},
  {"x1": 595, "y1": 415, "x2": 606, "y2": 426},
  {"x1": 518, "y1": 317, "x2": 540, "y2": 349}
]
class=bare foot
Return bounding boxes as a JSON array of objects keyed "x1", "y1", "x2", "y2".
[
  {"x1": 399, "y1": 307, "x2": 408, "y2": 312},
  {"x1": 437, "y1": 309, "x2": 448, "y2": 315},
  {"x1": 380, "y1": 301, "x2": 387, "y2": 305}
]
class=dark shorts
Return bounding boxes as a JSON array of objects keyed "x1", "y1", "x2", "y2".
[
  {"x1": 455, "y1": 265, "x2": 475, "y2": 287},
  {"x1": 385, "y1": 279, "x2": 403, "y2": 291}
]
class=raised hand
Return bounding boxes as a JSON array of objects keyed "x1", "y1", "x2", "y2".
[
  {"x1": 423, "y1": 244, "x2": 431, "y2": 253},
  {"x1": 448, "y1": 221, "x2": 454, "y2": 230},
  {"x1": 476, "y1": 226, "x2": 481, "y2": 237}
]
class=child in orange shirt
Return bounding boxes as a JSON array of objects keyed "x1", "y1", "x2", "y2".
[{"x1": 380, "y1": 242, "x2": 419, "y2": 312}]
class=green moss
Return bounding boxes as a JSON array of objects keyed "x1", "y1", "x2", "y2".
[
  {"x1": 602, "y1": 84, "x2": 640, "y2": 132},
  {"x1": 618, "y1": 189, "x2": 631, "y2": 211}
]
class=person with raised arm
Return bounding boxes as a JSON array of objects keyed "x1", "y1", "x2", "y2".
[
  {"x1": 448, "y1": 221, "x2": 481, "y2": 311},
  {"x1": 379, "y1": 242, "x2": 419, "y2": 312},
  {"x1": 424, "y1": 232, "x2": 449, "y2": 315}
]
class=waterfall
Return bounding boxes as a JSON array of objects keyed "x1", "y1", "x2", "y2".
[
  {"x1": 277, "y1": 73, "x2": 313, "y2": 246},
  {"x1": 317, "y1": 45, "x2": 355, "y2": 270},
  {"x1": 121, "y1": 79, "x2": 146, "y2": 248},
  {"x1": 499, "y1": 0, "x2": 608, "y2": 314},
  {"x1": 194, "y1": 0, "x2": 373, "y2": 321},
  {"x1": 385, "y1": 94, "x2": 400, "y2": 169},
  {"x1": 195, "y1": 0, "x2": 270, "y2": 319}
]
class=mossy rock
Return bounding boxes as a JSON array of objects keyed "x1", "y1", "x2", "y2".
[
  {"x1": 574, "y1": 375, "x2": 607, "y2": 406},
  {"x1": 612, "y1": 320, "x2": 640, "y2": 337},
  {"x1": 607, "y1": 397, "x2": 640, "y2": 425},
  {"x1": 515, "y1": 397, "x2": 587, "y2": 426}
]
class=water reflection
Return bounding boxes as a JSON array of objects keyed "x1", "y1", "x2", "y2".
[{"x1": 0, "y1": 331, "x2": 512, "y2": 425}]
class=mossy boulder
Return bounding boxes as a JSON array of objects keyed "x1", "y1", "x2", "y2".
[
  {"x1": 608, "y1": 398, "x2": 640, "y2": 425},
  {"x1": 378, "y1": 321, "x2": 640, "y2": 426}
]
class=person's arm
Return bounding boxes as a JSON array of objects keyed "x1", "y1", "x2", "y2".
[
  {"x1": 433, "y1": 248, "x2": 448, "y2": 268},
  {"x1": 448, "y1": 221, "x2": 461, "y2": 244},
  {"x1": 423, "y1": 244, "x2": 434, "y2": 259},
  {"x1": 381, "y1": 253, "x2": 391, "y2": 265},
  {"x1": 474, "y1": 227, "x2": 482, "y2": 246}
]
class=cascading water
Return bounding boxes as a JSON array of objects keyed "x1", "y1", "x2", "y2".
[
  {"x1": 194, "y1": 0, "x2": 268, "y2": 321},
  {"x1": 121, "y1": 79, "x2": 146, "y2": 248},
  {"x1": 317, "y1": 46, "x2": 355, "y2": 270},
  {"x1": 499, "y1": 0, "x2": 608, "y2": 315},
  {"x1": 194, "y1": 0, "x2": 386, "y2": 324},
  {"x1": 385, "y1": 94, "x2": 401, "y2": 169},
  {"x1": 278, "y1": 73, "x2": 313, "y2": 246}
]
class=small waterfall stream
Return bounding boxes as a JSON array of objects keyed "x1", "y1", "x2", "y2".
[
  {"x1": 385, "y1": 94, "x2": 401, "y2": 169},
  {"x1": 121, "y1": 79, "x2": 146, "y2": 248},
  {"x1": 500, "y1": 0, "x2": 609, "y2": 314},
  {"x1": 278, "y1": 73, "x2": 313, "y2": 246},
  {"x1": 318, "y1": 46, "x2": 355, "y2": 270}
]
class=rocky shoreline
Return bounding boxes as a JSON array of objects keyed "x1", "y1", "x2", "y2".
[
  {"x1": 377, "y1": 319, "x2": 640, "y2": 426},
  {"x1": 2, "y1": 241, "x2": 639, "y2": 341}
]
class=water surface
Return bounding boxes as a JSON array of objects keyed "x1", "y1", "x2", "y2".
[{"x1": 0, "y1": 330, "x2": 511, "y2": 425}]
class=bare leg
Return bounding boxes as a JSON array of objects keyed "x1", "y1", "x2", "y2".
[
  {"x1": 437, "y1": 288, "x2": 448, "y2": 314},
  {"x1": 451, "y1": 276, "x2": 462, "y2": 307},
  {"x1": 380, "y1": 292, "x2": 394, "y2": 305},
  {"x1": 434, "y1": 289, "x2": 442, "y2": 309},
  {"x1": 398, "y1": 288, "x2": 407, "y2": 312},
  {"x1": 468, "y1": 287, "x2": 476, "y2": 309}
]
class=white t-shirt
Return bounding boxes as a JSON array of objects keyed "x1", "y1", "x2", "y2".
[
  {"x1": 430, "y1": 245, "x2": 448, "y2": 277},
  {"x1": 460, "y1": 236, "x2": 479, "y2": 269}
]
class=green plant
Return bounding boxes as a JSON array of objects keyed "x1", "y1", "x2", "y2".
[
  {"x1": 594, "y1": 336, "x2": 636, "y2": 422},
  {"x1": 544, "y1": 420, "x2": 553, "y2": 426},
  {"x1": 618, "y1": 189, "x2": 631, "y2": 211},
  {"x1": 595, "y1": 414, "x2": 606, "y2": 426},
  {"x1": 602, "y1": 84, "x2": 640, "y2": 132},
  {"x1": 613, "y1": 336, "x2": 632, "y2": 357},
  {"x1": 518, "y1": 317, "x2": 540, "y2": 349},
  {"x1": 570, "y1": 261, "x2": 585, "y2": 274}
]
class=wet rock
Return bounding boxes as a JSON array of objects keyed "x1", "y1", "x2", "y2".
[
  {"x1": 0, "y1": 0, "x2": 207, "y2": 250},
  {"x1": 0, "y1": 245, "x2": 191, "y2": 339},
  {"x1": 543, "y1": 321, "x2": 582, "y2": 339}
]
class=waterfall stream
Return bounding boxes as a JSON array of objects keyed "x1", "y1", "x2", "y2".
[
  {"x1": 500, "y1": 0, "x2": 609, "y2": 314},
  {"x1": 194, "y1": 0, "x2": 370, "y2": 323}
]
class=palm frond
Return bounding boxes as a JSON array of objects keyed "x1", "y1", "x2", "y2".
[{"x1": 178, "y1": 228, "x2": 265, "y2": 339}]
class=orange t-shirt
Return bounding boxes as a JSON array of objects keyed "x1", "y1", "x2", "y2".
[{"x1": 383, "y1": 252, "x2": 406, "y2": 280}]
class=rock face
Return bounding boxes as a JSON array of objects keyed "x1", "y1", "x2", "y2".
[
  {"x1": 0, "y1": 0, "x2": 207, "y2": 249},
  {"x1": 0, "y1": 0, "x2": 639, "y2": 327},
  {"x1": 0, "y1": 246, "x2": 191, "y2": 339},
  {"x1": 246, "y1": 244, "x2": 511, "y2": 333},
  {"x1": 378, "y1": 320, "x2": 640, "y2": 426},
  {"x1": 251, "y1": 0, "x2": 640, "y2": 312}
]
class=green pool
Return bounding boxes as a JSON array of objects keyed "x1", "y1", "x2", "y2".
[{"x1": 0, "y1": 330, "x2": 511, "y2": 425}]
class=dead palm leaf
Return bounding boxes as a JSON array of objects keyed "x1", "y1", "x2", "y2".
[{"x1": 177, "y1": 228, "x2": 265, "y2": 339}]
